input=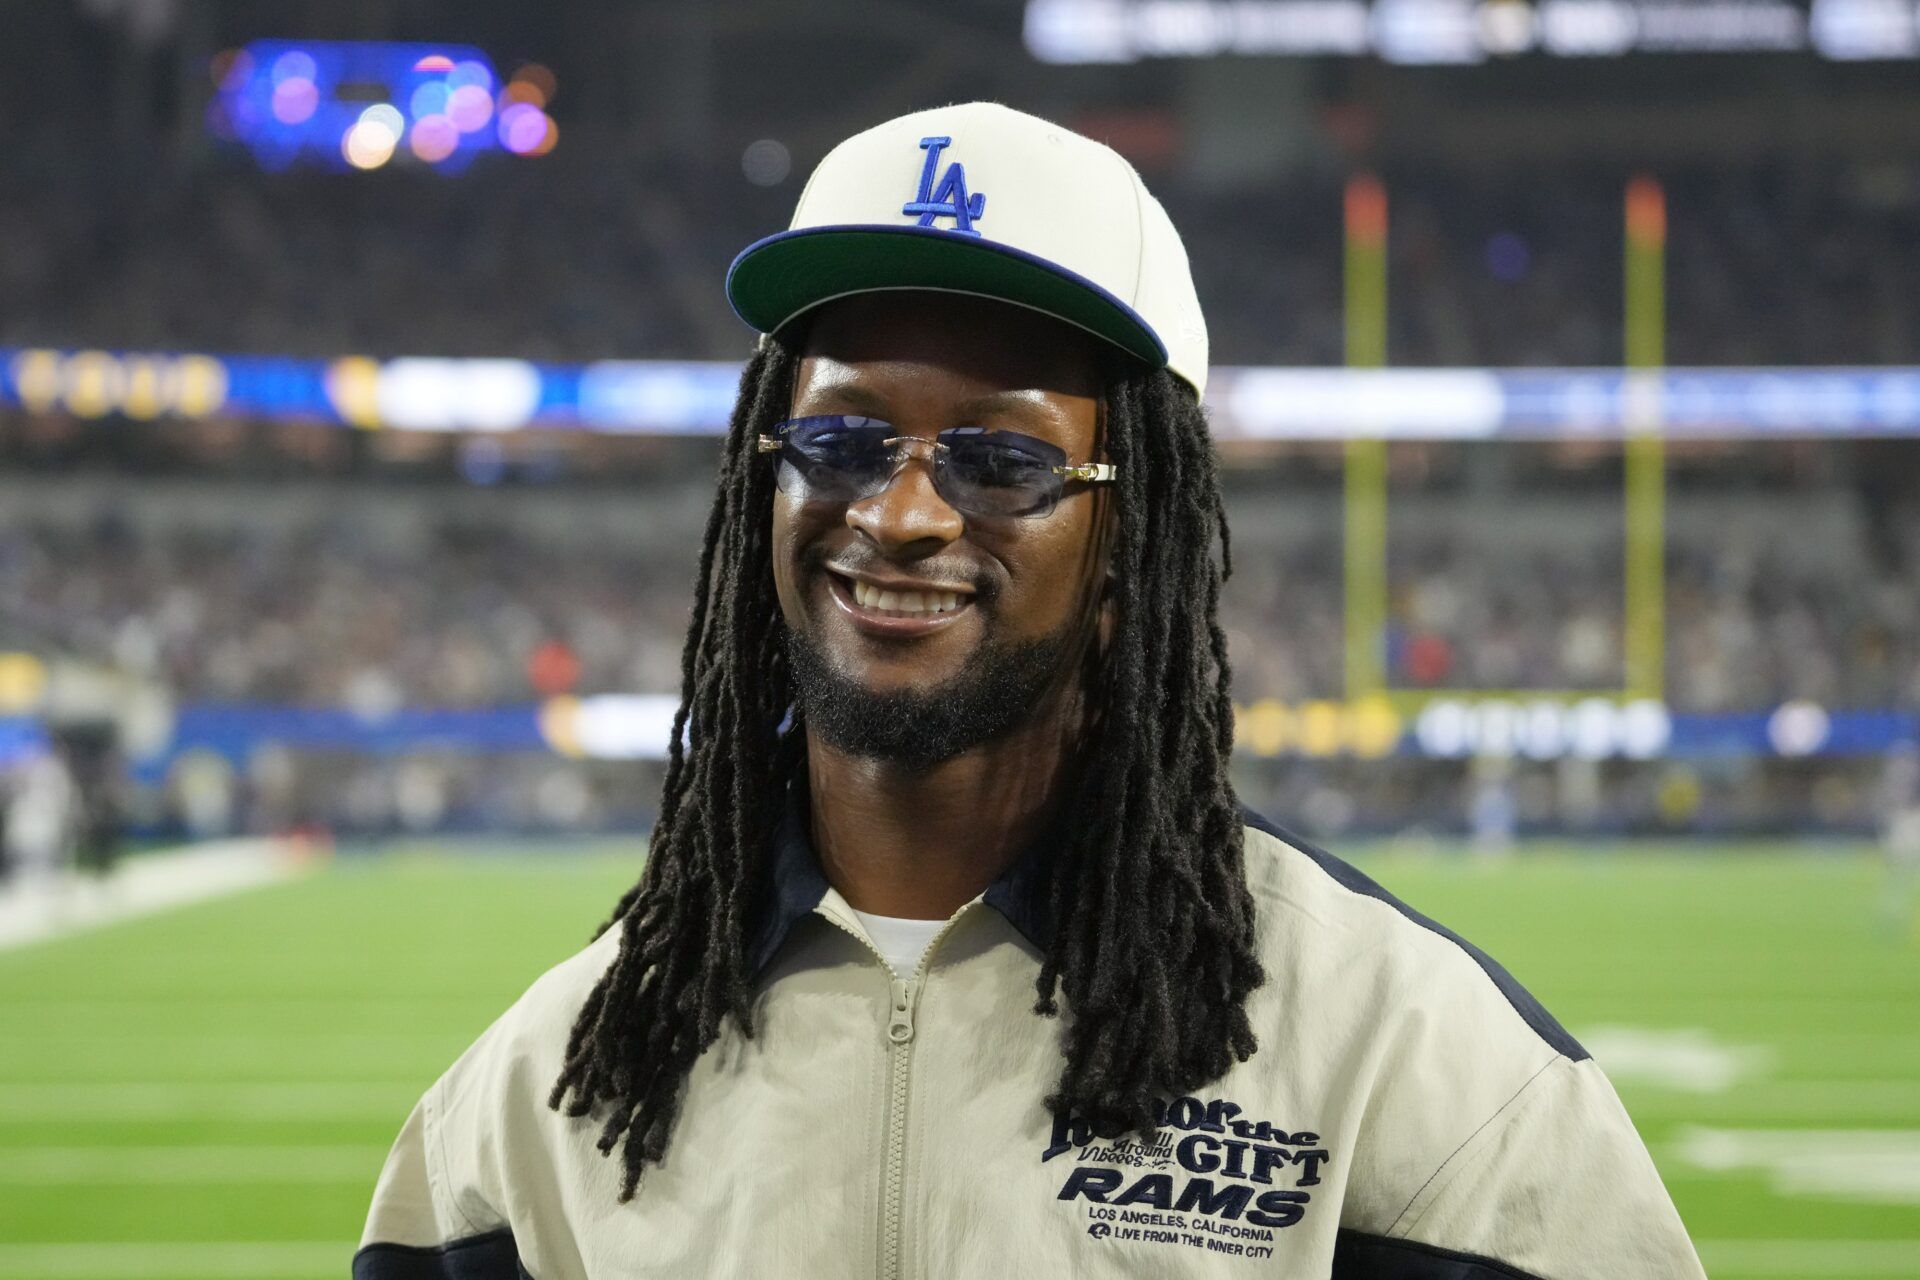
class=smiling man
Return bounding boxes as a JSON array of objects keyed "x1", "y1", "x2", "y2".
[{"x1": 356, "y1": 104, "x2": 1704, "y2": 1279}]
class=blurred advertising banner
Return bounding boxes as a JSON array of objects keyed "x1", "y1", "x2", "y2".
[
  {"x1": 0, "y1": 696, "x2": 1884, "y2": 771},
  {"x1": 11, "y1": 348, "x2": 1920, "y2": 440}
]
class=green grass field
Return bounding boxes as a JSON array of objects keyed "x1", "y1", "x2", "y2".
[{"x1": 2, "y1": 842, "x2": 1917, "y2": 1278}]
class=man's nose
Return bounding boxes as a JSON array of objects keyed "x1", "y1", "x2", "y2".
[{"x1": 845, "y1": 448, "x2": 965, "y2": 556}]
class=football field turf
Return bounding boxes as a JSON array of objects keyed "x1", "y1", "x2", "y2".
[{"x1": 1, "y1": 842, "x2": 1916, "y2": 1278}]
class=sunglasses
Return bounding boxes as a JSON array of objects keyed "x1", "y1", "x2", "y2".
[{"x1": 757, "y1": 416, "x2": 1117, "y2": 519}]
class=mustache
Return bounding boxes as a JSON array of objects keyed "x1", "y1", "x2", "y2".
[{"x1": 805, "y1": 543, "x2": 999, "y2": 603}]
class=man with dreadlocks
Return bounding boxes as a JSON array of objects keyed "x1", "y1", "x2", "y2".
[{"x1": 357, "y1": 105, "x2": 1701, "y2": 1279}]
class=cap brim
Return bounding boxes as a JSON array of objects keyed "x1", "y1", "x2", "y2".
[{"x1": 725, "y1": 224, "x2": 1169, "y2": 369}]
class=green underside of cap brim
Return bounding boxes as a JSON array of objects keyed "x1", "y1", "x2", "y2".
[{"x1": 727, "y1": 228, "x2": 1167, "y2": 369}]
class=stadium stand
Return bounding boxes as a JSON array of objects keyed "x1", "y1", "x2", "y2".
[
  {"x1": 1, "y1": 477, "x2": 1911, "y2": 712},
  {"x1": 5, "y1": 142, "x2": 1919, "y2": 368},
  {"x1": 0, "y1": 469, "x2": 1910, "y2": 843}
]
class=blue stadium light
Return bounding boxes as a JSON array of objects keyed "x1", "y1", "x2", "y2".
[
  {"x1": 0, "y1": 716, "x2": 48, "y2": 769},
  {"x1": 208, "y1": 40, "x2": 557, "y2": 173}
]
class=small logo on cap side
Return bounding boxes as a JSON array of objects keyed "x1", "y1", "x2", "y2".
[{"x1": 902, "y1": 136, "x2": 985, "y2": 236}]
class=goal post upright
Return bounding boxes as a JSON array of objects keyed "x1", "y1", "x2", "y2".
[
  {"x1": 1343, "y1": 173, "x2": 1390, "y2": 701},
  {"x1": 1624, "y1": 175, "x2": 1668, "y2": 704},
  {"x1": 1333, "y1": 174, "x2": 1667, "y2": 721}
]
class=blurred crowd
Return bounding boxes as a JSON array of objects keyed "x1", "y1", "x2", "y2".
[
  {"x1": 1228, "y1": 526, "x2": 1920, "y2": 712},
  {"x1": 1665, "y1": 536, "x2": 1920, "y2": 713},
  {"x1": 4, "y1": 490, "x2": 1913, "y2": 714},
  {"x1": 1175, "y1": 162, "x2": 1920, "y2": 368},
  {"x1": 5, "y1": 141, "x2": 1919, "y2": 370},
  {"x1": 0, "y1": 515, "x2": 695, "y2": 710},
  {"x1": 1, "y1": 465, "x2": 1913, "y2": 848},
  {"x1": 6, "y1": 12, "x2": 1918, "y2": 858},
  {"x1": 6, "y1": 69, "x2": 1919, "y2": 847}
]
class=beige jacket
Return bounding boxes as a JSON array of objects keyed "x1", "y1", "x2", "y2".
[{"x1": 356, "y1": 806, "x2": 1704, "y2": 1279}]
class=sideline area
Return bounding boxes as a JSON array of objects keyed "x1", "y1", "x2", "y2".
[
  {"x1": 0, "y1": 838, "x2": 318, "y2": 952},
  {"x1": 0, "y1": 844, "x2": 1912, "y2": 1278}
]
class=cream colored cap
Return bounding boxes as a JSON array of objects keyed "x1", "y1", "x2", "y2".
[{"x1": 727, "y1": 102, "x2": 1209, "y2": 396}]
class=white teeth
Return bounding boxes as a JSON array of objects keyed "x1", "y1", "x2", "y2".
[{"x1": 849, "y1": 579, "x2": 966, "y2": 614}]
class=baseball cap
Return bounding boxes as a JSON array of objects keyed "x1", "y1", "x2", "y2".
[{"x1": 725, "y1": 102, "x2": 1210, "y2": 397}]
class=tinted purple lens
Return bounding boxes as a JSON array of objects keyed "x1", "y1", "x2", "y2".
[
  {"x1": 938, "y1": 428, "x2": 1064, "y2": 518},
  {"x1": 776, "y1": 416, "x2": 895, "y2": 502},
  {"x1": 771, "y1": 417, "x2": 1068, "y2": 518}
]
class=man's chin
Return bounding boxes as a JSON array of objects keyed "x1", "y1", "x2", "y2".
[
  {"x1": 820, "y1": 655, "x2": 963, "y2": 699},
  {"x1": 786, "y1": 625, "x2": 1073, "y2": 768}
]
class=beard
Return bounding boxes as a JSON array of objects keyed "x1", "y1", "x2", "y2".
[{"x1": 785, "y1": 623, "x2": 1076, "y2": 772}]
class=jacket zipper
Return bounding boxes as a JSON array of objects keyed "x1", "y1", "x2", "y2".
[
  {"x1": 824, "y1": 909, "x2": 966, "y2": 1280},
  {"x1": 881, "y1": 972, "x2": 916, "y2": 1280}
]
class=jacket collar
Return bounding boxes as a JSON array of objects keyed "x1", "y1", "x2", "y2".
[{"x1": 746, "y1": 776, "x2": 1059, "y2": 976}]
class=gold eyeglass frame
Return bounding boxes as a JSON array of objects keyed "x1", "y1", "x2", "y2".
[{"x1": 754, "y1": 432, "x2": 1117, "y2": 485}]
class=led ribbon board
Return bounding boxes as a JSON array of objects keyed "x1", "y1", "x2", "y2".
[
  {"x1": 1024, "y1": 0, "x2": 1920, "y2": 64},
  {"x1": 10, "y1": 349, "x2": 1920, "y2": 439}
]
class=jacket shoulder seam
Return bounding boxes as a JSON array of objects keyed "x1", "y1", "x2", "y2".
[
  {"x1": 1386, "y1": 1055, "x2": 1562, "y2": 1237},
  {"x1": 423, "y1": 1075, "x2": 484, "y2": 1238},
  {"x1": 1241, "y1": 807, "x2": 1587, "y2": 1062}
]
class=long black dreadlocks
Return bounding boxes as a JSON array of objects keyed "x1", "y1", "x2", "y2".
[{"x1": 548, "y1": 330, "x2": 1264, "y2": 1200}]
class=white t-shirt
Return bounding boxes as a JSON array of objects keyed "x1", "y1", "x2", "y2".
[{"x1": 849, "y1": 908, "x2": 947, "y2": 978}]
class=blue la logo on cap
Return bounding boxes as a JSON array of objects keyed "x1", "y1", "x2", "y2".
[{"x1": 902, "y1": 136, "x2": 985, "y2": 236}]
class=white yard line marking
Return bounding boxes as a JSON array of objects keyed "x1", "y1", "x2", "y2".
[
  {"x1": 1674, "y1": 1128, "x2": 1920, "y2": 1204},
  {"x1": 0, "y1": 1144, "x2": 387, "y2": 1183},
  {"x1": 1579, "y1": 1025, "x2": 1772, "y2": 1092},
  {"x1": 0, "y1": 1242, "x2": 346, "y2": 1279},
  {"x1": 1697, "y1": 1239, "x2": 1920, "y2": 1276},
  {"x1": 0, "y1": 1082, "x2": 422, "y2": 1121},
  {"x1": 0, "y1": 1032, "x2": 462, "y2": 1050},
  {"x1": 1625, "y1": 1079, "x2": 1920, "y2": 1120},
  {"x1": 0, "y1": 839, "x2": 314, "y2": 951}
]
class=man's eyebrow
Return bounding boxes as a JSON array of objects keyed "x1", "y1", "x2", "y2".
[
  {"x1": 796, "y1": 383, "x2": 1061, "y2": 424},
  {"x1": 797, "y1": 381, "x2": 891, "y2": 416},
  {"x1": 951, "y1": 390, "x2": 1058, "y2": 422}
]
